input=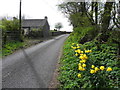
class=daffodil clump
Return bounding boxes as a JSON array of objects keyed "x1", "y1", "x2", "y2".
[
  {"x1": 59, "y1": 40, "x2": 118, "y2": 88},
  {"x1": 90, "y1": 65, "x2": 112, "y2": 74},
  {"x1": 71, "y1": 43, "x2": 113, "y2": 78}
]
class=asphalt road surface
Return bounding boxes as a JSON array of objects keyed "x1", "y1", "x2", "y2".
[{"x1": 2, "y1": 34, "x2": 69, "y2": 88}]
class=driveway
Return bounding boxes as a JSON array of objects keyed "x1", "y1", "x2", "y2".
[{"x1": 2, "y1": 34, "x2": 69, "y2": 88}]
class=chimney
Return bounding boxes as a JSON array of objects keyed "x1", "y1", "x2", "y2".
[{"x1": 44, "y1": 16, "x2": 48, "y2": 20}]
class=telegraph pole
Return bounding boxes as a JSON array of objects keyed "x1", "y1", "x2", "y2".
[
  {"x1": 19, "y1": 0, "x2": 23, "y2": 41},
  {"x1": 19, "y1": 0, "x2": 22, "y2": 31}
]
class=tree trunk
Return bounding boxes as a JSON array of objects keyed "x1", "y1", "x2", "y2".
[
  {"x1": 91, "y1": 2, "x2": 94, "y2": 19},
  {"x1": 95, "y1": 2, "x2": 98, "y2": 24},
  {"x1": 81, "y1": 2, "x2": 86, "y2": 16},
  {"x1": 100, "y1": 1, "x2": 114, "y2": 42},
  {"x1": 101, "y1": 2, "x2": 114, "y2": 34}
]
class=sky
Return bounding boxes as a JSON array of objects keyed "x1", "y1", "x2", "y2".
[{"x1": 0, "y1": 0, "x2": 73, "y2": 31}]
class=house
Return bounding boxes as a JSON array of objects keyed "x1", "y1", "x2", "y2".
[{"x1": 22, "y1": 16, "x2": 50, "y2": 37}]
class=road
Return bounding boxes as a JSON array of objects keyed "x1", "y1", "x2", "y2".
[{"x1": 2, "y1": 34, "x2": 69, "y2": 88}]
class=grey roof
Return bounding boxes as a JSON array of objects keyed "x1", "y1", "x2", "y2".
[{"x1": 22, "y1": 19, "x2": 47, "y2": 28}]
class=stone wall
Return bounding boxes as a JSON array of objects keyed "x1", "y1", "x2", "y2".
[
  {"x1": 51, "y1": 31, "x2": 62, "y2": 36},
  {"x1": 27, "y1": 31, "x2": 43, "y2": 38}
]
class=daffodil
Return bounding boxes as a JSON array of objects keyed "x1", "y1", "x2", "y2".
[
  {"x1": 100, "y1": 66, "x2": 105, "y2": 70},
  {"x1": 85, "y1": 50, "x2": 89, "y2": 53},
  {"x1": 77, "y1": 73, "x2": 82, "y2": 78},
  {"x1": 82, "y1": 60, "x2": 86, "y2": 63},
  {"x1": 89, "y1": 50, "x2": 92, "y2": 53},
  {"x1": 75, "y1": 50, "x2": 78, "y2": 52},
  {"x1": 73, "y1": 47, "x2": 76, "y2": 49},
  {"x1": 78, "y1": 66, "x2": 85, "y2": 71},
  {"x1": 80, "y1": 60, "x2": 86, "y2": 63},
  {"x1": 90, "y1": 69, "x2": 95, "y2": 74},
  {"x1": 79, "y1": 54, "x2": 88, "y2": 60},
  {"x1": 75, "y1": 53, "x2": 78, "y2": 56},
  {"x1": 80, "y1": 54, "x2": 84, "y2": 56},
  {"x1": 77, "y1": 49, "x2": 82, "y2": 53},
  {"x1": 91, "y1": 65, "x2": 95, "y2": 68},
  {"x1": 106, "y1": 67, "x2": 112, "y2": 71},
  {"x1": 71, "y1": 46, "x2": 76, "y2": 49},
  {"x1": 85, "y1": 50, "x2": 92, "y2": 53},
  {"x1": 82, "y1": 64, "x2": 86, "y2": 67},
  {"x1": 95, "y1": 67, "x2": 99, "y2": 72},
  {"x1": 78, "y1": 63, "x2": 81, "y2": 66},
  {"x1": 80, "y1": 51, "x2": 84, "y2": 53},
  {"x1": 82, "y1": 68, "x2": 86, "y2": 71},
  {"x1": 78, "y1": 66, "x2": 83, "y2": 70}
]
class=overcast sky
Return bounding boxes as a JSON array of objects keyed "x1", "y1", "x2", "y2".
[{"x1": 0, "y1": 0, "x2": 73, "y2": 31}]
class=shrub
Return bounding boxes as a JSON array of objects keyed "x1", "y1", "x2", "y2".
[
  {"x1": 70, "y1": 26, "x2": 95, "y2": 43},
  {"x1": 2, "y1": 18, "x2": 19, "y2": 31}
]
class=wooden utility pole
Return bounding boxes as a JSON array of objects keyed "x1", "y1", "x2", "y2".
[
  {"x1": 19, "y1": 0, "x2": 22, "y2": 31},
  {"x1": 19, "y1": 0, "x2": 23, "y2": 41}
]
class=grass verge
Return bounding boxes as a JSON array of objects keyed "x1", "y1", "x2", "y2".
[
  {"x1": 58, "y1": 32, "x2": 120, "y2": 88},
  {"x1": 1, "y1": 38, "x2": 43, "y2": 58},
  {"x1": 2, "y1": 41, "x2": 24, "y2": 57}
]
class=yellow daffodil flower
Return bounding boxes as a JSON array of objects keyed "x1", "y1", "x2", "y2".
[
  {"x1": 80, "y1": 60, "x2": 86, "y2": 63},
  {"x1": 82, "y1": 60, "x2": 86, "y2": 63},
  {"x1": 78, "y1": 66, "x2": 83, "y2": 70},
  {"x1": 81, "y1": 51, "x2": 84, "y2": 53},
  {"x1": 71, "y1": 46, "x2": 76, "y2": 49},
  {"x1": 75, "y1": 50, "x2": 78, "y2": 52},
  {"x1": 77, "y1": 73, "x2": 82, "y2": 78},
  {"x1": 100, "y1": 66, "x2": 105, "y2": 70},
  {"x1": 82, "y1": 68, "x2": 86, "y2": 71},
  {"x1": 80, "y1": 54, "x2": 84, "y2": 56},
  {"x1": 75, "y1": 49, "x2": 83, "y2": 54},
  {"x1": 73, "y1": 47, "x2": 76, "y2": 49},
  {"x1": 85, "y1": 50, "x2": 92, "y2": 53},
  {"x1": 85, "y1": 50, "x2": 88, "y2": 53},
  {"x1": 75, "y1": 53, "x2": 78, "y2": 56},
  {"x1": 90, "y1": 69, "x2": 95, "y2": 74},
  {"x1": 95, "y1": 67, "x2": 99, "y2": 72},
  {"x1": 80, "y1": 60, "x2": 83, "y2": 63},
  {"x1": 89, "y1": 50, "x2": 92, "y2": 53},
  {"x1": 77, "y1": 49, "x2": 81, "y2": 53},
  {"x1": 82, "y1": 64, "x2": 86, "y2": 67},
  {"x1": 78, "y1": 63, "x2": 82, "y2": 66},
  {"x1": 78, "y1": 66, "x2": 85, "y2": 71},
  {"x1": 106, "y1": 67, "x2": 112, "y2": 71},
  {"x1": 91, "y1": 65, "x2": 95, "y2": 68},
  {"x1": 79, "y1": 54, "x2": 88, "y2": 60},
  {"x1": 77, "y1": 46, "x2": 80, "y2": 48}
]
